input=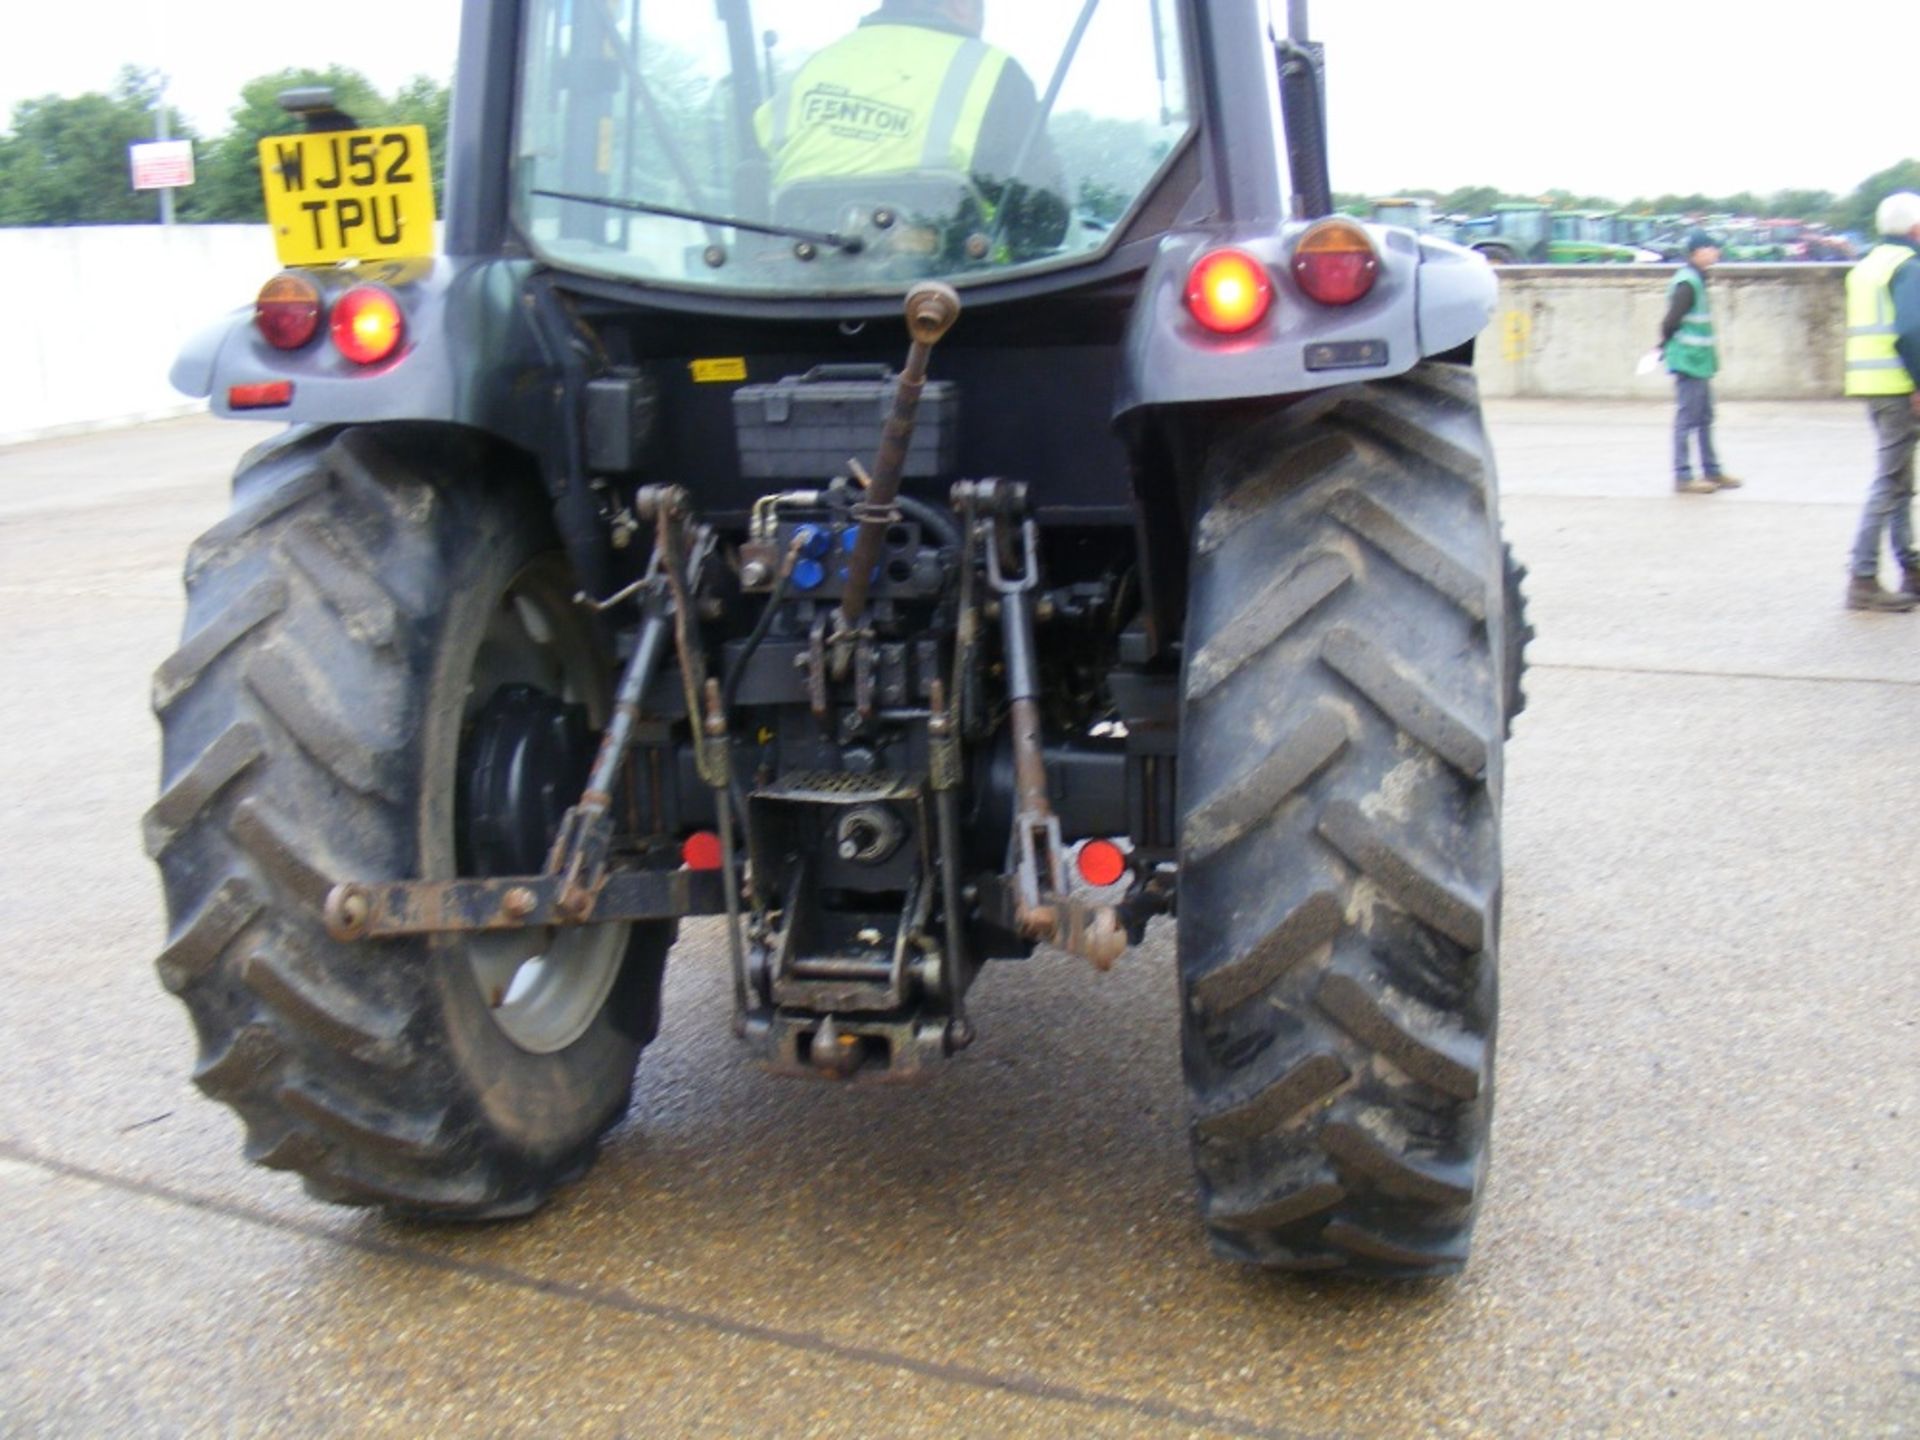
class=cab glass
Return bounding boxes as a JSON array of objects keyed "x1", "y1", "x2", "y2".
[{"x1": 515, "y1": 0, "x2": 1192, "y2": 294}]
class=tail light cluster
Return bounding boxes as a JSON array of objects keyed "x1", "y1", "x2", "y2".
[
  {"x1": 253, "y1": 272, "x2": 406, "y2": 366},
  {"x1": 1183, "y1": 218, "x2": 1380, "y2": 335}
]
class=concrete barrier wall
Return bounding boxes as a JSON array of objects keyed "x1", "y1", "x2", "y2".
[
  {"x1": 1475, "y1": 263, "x2": 1849, "y2": 401},
  {"x1": 0, "y1": 230, "x2": 1856, "y2": 447},
  {"x1": 0, "y1": 226, "x2": 279, "y2": 447}
]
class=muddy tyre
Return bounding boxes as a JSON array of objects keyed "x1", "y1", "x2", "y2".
[
  {"x1": 1176, "y1": 364, "x2": 1510, "y2": 1276},
  {"x1": 1502, "y1": 544, "x2": 1532, "y2": 733},
  {"x1": 147, "y1": 426, "x2": 671, "y2": 1217}
]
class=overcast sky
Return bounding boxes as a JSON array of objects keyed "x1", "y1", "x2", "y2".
[{"x1": 2, "y1": 1, "x2": 1912, "y2": 202}]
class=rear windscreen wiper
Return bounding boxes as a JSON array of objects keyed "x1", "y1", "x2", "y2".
[{"x1": 531, "y1": 190, "x2": 865, "y2": 254}]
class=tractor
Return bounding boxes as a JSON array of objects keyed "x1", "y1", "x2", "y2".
[
  {"x1": 151, "y1": 0, "x2": 1526, "y2": 1277},
  {"x1": 1366, "y1": 196, "x2": 1439, "y2": 236},
  {"x1": 1460, "y1": 201, "x2": 1647, "y2": 265}
]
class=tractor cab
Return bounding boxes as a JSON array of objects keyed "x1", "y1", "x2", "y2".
[
  {"x1": 516, "y1": 1, "x2": 1190, "y2": 296},
  {"x1": 1367, "y1": 196, "x2": 1437, "y2": 235},
  {"x1": 1460, "y1": 202, "x2": 1551, "y2": 264}
]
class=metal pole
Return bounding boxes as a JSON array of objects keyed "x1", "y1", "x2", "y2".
[{"x1": 154, "y1": 84, "x2": 174, "y2": 227}]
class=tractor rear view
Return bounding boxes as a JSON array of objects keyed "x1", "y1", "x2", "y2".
[{"x1": 152, "y1": 0, "x2": 1525, "y2": 1276}]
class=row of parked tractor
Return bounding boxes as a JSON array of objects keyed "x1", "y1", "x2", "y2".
[{"x1": 1366, "y1": 198, "x2": 1860, "y2": 265}]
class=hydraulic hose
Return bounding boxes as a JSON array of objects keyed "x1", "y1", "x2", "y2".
[{"x1": 894, "y1": 493, "x2": 962, "y2": 553}]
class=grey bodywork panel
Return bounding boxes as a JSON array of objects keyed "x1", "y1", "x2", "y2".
[
  {"x1": 1114, "y1": 223, "x2": 1497, "y2": 417},
  {"x1": 176, "y1": 227, "x2": 1496, "y2": 450},
  {"x1": 169, "y1": 256, "x2": 557, "y2": 459}
]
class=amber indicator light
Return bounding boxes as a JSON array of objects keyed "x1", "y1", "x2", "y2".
[
  {"x1": 254, "y1": 271, "x2": 322, "y2": 350},
  {"x1": 1292, "y1": 220, "x2": 1380, "y2": 306}
]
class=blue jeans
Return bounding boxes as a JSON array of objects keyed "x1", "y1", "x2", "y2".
[
  {"x1": 1849, "y1": 395, "x2": 1919, "y2": 579},
  {"x1": 1672, "y1": 375, "x2": 1723, "y2": 480}
]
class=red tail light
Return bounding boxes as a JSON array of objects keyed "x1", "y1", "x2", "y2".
[
  {"x1": 330, "y1": 285, "x2": 406, "y2": 365},
  {"x1": 1076, "y1": 838, "x2": 1128, "y2": 888},
  {"x1": 1292, "y1": 220, "x2": 1379, "y2": 306},
  {"x1": 254, "y1": 272, "x2": 321, "y2": 350},
  {"x1": 680, "y1": 831, "x2": 723, "y2": 871},
  {"x1": 1184, "y1": 248, "x2": 1273, "y2": 334}
]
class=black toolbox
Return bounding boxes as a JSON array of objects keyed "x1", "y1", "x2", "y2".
[{"x1": 732, "y1": 364, "x2": 959, "y2": 480}]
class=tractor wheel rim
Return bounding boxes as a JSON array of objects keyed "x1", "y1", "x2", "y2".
[{"x1": 462, "y1": 562, "x2": 627, "y2": 1055}]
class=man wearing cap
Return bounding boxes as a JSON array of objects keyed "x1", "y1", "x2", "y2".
[
  {"x1": 1842, "y1": 192, "x2": 1920, "y2": 612},
  {"x1": 1660, "y1": 231, "x2": 1742, "y2": 495},
  {"x1": 755, "y1": 0, "x2": 1067, "y2": 257}
]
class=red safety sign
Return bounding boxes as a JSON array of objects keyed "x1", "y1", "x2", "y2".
[{"x1": 130, "y1": 140, "x2": 195, "y2": 191}]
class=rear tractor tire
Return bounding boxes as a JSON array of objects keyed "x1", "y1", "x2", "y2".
[
  {"x1": 147, "y1": 426, "x2": 671, "y2": 1217},
  {"x1": 1176, "y1": 363, "x2": 1518, "y2": 1276}
]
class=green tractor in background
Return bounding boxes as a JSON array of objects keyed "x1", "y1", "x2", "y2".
[
  {"x1": 1552, "y1": 210, "x2": 1662, "y2": 263},
  {"x1": 1366, "y1": 196, "x2": 1440, "y2": 236},
  {"x1": 1718, "y1": 218, "x2": 1788, "y2": 262},
  {"x1": 1459, "y1": 202, "x2": 1651, "y2": 265},
  {"x1": 1608, "y1": 213, "x2": 1689, "y2": 260}
]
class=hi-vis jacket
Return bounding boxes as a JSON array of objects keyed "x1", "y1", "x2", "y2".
[
  {"x1": 755, "y1": 23, "x2": 1011, "y2": 188},
  {"x1": 1663, "y1": 265, "x2": 1718, "y2": 380},
  {"x1": 1845, "y1": 242, "x2": 1919, "y2": 397}
]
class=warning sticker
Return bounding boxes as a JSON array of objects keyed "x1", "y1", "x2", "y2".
[{"x1": 690, "y1": 358, "x2": 748, "y2": 383}]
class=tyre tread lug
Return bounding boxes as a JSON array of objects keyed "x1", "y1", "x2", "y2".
[
  {"x1": 1182, "y1": 706, "x2": 1350, "y2": 863},
  {"x1": 156, "y1": 875, "x2": 262, "y2": 993},
  {"x1": 152, "y1": 576, "x2": 287, "y2": 713},
  {"x1": 1317, "y1": 799, "x2": 1488, "y2": 952},
  {"x1": 1190, "y1": 890, "x2": 1343, "y2": 1015},
  {"x1": 1187, "y1": 553, "x2": 1352, "y2": 702},
  {"x1": 1195, "y1": 1051, "x2": 1350, "y2": 1143},
  {"x1": 143, "y1": 723, "x2": 265, "y2": 858},
  {"x1": 1317, "y1": 970, "x2": 1483, "y2": 1100},
  {"x1": 1328, "y1": 487, "x2": 1486, "y2": 621},
  {"x1": 1320, "y1": 1119, "x2": 1475, "y2": 1208},
  {"x1": 1322, "y1": 625, "x2": 1489, "y2": 779}
]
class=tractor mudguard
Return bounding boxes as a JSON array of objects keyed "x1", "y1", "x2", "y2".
[
  {"x1": 1113, "y1": 224, "x2": 1496, "y2": 417},
  {"x1": 168, "y1": 256, "x2": 553, "y2": 458}
]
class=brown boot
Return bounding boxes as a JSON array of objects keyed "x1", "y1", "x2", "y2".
[
  {"x1": 1846, "y1": 577, "x2": 1917, "y2": 612},
  {"x1": 1707, "y1": 472, "x2": 1743, "y2": 489},
  {"x1": 1673, "y1": 476, "x2": 1717, "y2": 495}
]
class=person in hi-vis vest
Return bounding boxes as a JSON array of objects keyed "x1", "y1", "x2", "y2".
[
  {"x1": 1843, "y1": 191, "x2": 1920, "y2": 613},
  {"x1": 1660, "y1": 231, "x2": 1742, "y2": 495},
  {"x1": 755, "y1": 0, "x2": 1068, "y2": 258}
]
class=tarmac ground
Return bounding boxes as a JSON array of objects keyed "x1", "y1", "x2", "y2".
[{"x1": 0, "y1": 399, "x2": 1914, "y2": 1437}]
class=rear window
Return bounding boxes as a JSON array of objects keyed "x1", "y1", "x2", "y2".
[{"x1": 514, "y1": 0, "x2": 1193, "y2": 295}]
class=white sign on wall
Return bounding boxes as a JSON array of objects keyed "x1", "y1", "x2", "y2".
[{"x1": 130, "y1": 140, "x2": 195, "y2": 191}]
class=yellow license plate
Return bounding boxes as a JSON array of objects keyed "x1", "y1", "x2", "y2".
[{"x1": 259, "y1": 126, "x2": 435, "y2": 266}]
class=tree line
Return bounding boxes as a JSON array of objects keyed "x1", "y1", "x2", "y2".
[
  {"x1": 2, "y1": 66, "x2": 1913, "y2": 238},
  {"x1": 1336, "y1": 166, "x2": 1920, "y2": 238},
  {"x1": 0, "y1": 65, "x2": 448, "y2": 227}
]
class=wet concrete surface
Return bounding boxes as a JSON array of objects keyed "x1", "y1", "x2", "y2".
[{"x1": 0, "y1": 404, "x2": 1914, "y2": 1436}]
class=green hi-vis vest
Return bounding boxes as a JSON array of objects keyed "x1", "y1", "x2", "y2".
[
  {"x1": 1845, "y1": 242, "x2": 1917, "y2": 397},
  {"x1": 1664, "y1": 266, "x2": 1718, "y2": 379},
  {"x1": 754, "y1": 25, "x2": 1009, "y2": 189}
]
